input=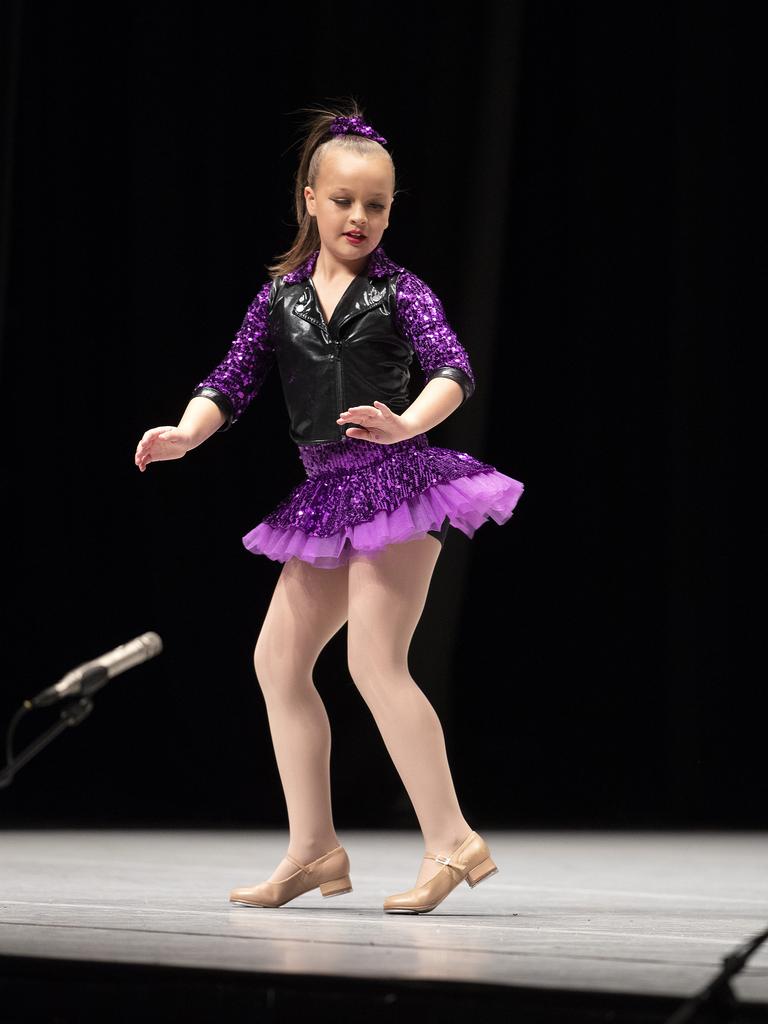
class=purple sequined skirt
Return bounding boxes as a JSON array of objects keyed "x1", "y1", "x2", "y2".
[{"x1": 241, "y1": 432, "x2": 524, "y2": 569}]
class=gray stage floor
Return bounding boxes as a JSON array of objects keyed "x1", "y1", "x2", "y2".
[{"x1": 1, "y1": 830, "x2": 766, "y2": 1003}]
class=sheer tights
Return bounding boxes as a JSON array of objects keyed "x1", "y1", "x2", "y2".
[{"x1": 252, "y1": 529, "x2": 470, "y2": 889}]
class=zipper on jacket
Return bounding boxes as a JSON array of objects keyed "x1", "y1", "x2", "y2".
[
  {"x1": 308, "y1": 278, "x2": 346, "y2": 440},
  {"x1": 333, "y1": 338, "x2": 345, "y2": 439}
]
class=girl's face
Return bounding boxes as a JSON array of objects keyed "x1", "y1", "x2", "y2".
[{"x1": 304, "y1": 148, "x2": 393, "y2": 267}]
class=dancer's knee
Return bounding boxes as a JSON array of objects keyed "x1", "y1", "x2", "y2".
[
  {"x1": 347, "y1": 632, "x2": 375, "y2": 691},
  {"x1": 252, "y1": 634, "x2": 273, "y2": 688},
  {"x1": 253, "y1": 631, "x2": 295, "y2": 694},
  {"x1": 253, "y1": 625, "x2": 322, "y2": 697},
  {"x1": 347, "y1": 639, "x2": 408, "y2": 700}
]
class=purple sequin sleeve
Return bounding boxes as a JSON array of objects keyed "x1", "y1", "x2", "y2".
[
  {"x1": 393, "y1": 269, "x2": 476, "y2": 405},
  {"x1": 190, "y1": 279, "x2": 275, "y2": 430}
]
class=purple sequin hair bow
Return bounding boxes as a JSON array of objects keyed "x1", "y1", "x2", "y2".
[{"x1": 328, "y1": 114, "x2": 387, "y2": 145}]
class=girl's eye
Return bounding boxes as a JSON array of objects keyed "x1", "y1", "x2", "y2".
[{"x1": 331, "y1": 199, "x2": 385, "y2": 209}]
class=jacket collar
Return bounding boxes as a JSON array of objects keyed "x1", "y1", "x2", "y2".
[{"x1": 282, "y1": 243, "x2": 404, "y2": 285}]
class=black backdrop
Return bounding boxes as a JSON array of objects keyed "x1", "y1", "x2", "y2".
[{"x1": 0, "y1": 2, "x2": 744, "y2": 828}]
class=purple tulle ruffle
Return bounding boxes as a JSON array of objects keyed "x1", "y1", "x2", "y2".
[
  {"x1": 243, "y1": 468, "x2": 523, "y2": 568},
  {"x1": 241, "y1": 433, "x2": 524, "y2": 570}
]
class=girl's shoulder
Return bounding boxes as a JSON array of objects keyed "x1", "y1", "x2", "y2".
[{"x1": 390, "y1": 264, "x2": 449, "y2": 315}]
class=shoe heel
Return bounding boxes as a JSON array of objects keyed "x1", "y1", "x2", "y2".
[
  {"x1": 465, "y1": 857, "x2": 498, "y2": 888},
  {"x1": 319, "y1": 875, "x2": 353, "y2": 897}
]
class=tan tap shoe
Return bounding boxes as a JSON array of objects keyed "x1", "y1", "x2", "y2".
[
  {"x1": 229, "y1": 845, "x2": 352, "y2": 908},
  {"x1": 383, "y1": 830, "x2": 498, "y2": 914}
]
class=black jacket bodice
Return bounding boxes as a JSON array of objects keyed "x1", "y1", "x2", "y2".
[{"x1": 189, "y1": 245, "x2": 475, "y2": 445}]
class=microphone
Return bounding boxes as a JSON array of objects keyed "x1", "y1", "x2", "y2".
[{"x1": 27, "y1": 632, "x2": 163, "y2": 708}]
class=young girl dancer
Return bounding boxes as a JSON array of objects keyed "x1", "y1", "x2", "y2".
[{"x1": 134, "y1": 102, "x2": 524, "y2": 915}]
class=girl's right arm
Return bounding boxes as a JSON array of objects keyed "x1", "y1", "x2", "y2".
[{"x1": 134, "y1": 397, "x2": 227, "y2": 472}]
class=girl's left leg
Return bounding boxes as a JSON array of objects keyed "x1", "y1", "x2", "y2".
[{"x1": 347, "y1": 534, "x2": 473, "y2": 888}]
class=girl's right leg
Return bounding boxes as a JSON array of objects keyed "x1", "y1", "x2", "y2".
[{"x1": 253, "y1": 555, "x2": 349, "y2": 882}]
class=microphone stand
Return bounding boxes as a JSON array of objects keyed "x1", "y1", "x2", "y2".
[
  {"x1": 663, "y1": 925, "x2": 768, "y2": 1024},
  {"x1": 0, "y1": 665, "x2": 107, "y2": 789}
]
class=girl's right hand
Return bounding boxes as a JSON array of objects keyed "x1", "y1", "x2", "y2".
[{"x1": 135, "y1": 426, "x2": 194, "y2": 472}]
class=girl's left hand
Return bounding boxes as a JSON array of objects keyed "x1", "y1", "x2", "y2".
[{"x1": 337, "y1": 401, "x2": 413, "y2": 444}]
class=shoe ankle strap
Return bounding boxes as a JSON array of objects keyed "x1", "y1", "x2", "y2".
[
  {"x1": 285, "y1": 846, "x2": 343, "y2": 873},
  {"x1": 423, "y1": 832, "x2": 476, "y2": 866}
]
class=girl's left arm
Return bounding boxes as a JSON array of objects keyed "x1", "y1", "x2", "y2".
[
  {"x1": 392, "y1": 269, "x2": 476, "y2": 436},
  {"x1": 400, "y1": 376, "x2": 464, "y2": 436},
  {"x1": 337, "y1": 270, "x2": 475, "y2": 443}
]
